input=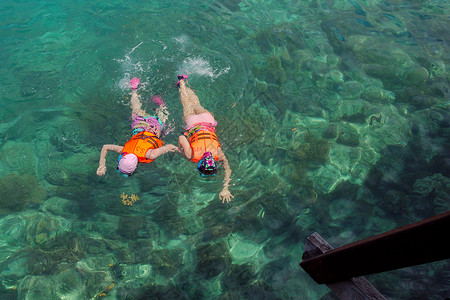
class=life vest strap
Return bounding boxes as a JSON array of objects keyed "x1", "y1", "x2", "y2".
[
  {"x1": 189, "y1": 132, "x2": 218, "y2": 143},
  {"x1": 133, "y1": 132, "x2": 161, "y2": 149}
]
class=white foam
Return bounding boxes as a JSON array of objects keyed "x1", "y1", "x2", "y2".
[
  {"x1": 173, "y1": 34, "x2": 190, "y2": 51},
  {"x1": 114, "y1": 44, "x2": 146, "y2": 92},
  {"x1": 177, "y1": 57, "x2": 230, "y2": 79}
]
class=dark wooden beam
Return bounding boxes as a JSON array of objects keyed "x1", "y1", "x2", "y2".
[
  {"x1": 300, "y1": 211, "x2": 450, "y2": 284},
  {"x1": 302, "y1": 232, "x2": 386, "y2": 299}
]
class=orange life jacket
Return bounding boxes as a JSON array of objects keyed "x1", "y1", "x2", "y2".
[
  {"x1": 121, "y1": 131, "x2": 164, "y2": 163},
  {"x1": 188, "y1": 130, "x2": 220, "y2": 163}
]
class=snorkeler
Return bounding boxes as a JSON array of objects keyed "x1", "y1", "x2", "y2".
[
  {"x1": 176, "y1": 75, "x2": 234, "y2": 203},
  {"x1": 96, "y1": 78, "x2": 178, "y2": 177}
]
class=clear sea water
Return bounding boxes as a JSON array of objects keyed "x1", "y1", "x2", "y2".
[{"x1": 0, "y1": 0, "x2": 449, "y2": 299}]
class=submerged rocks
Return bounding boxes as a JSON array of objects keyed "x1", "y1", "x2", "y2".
[
  {"x1": 0, "y1": 141, "x2": 37, "y2": 175},
  {"x1": 149, "y1": 249, "x2": 184, "y2": 277},
  {"x1": 196, "y1": 241, "x2": 231, "y2": 279},
  {"x1": 336, "y1": 124, "x2": 360, "y2": 147},
  {"x1": 328, "y1": 198, "x2": 355, "y2": 222},
  {"x1": 322, "y1": 124, "x2": 338, "y2": 139},
  {"x1": 117, "y1": 215, "x2": 146, "y2": 240},
  {"x1": 0, "y1": 174, "x2": 47, "y2": 213},
  {"x1": 291, "y1": 133, "x2": 331, "y2": 164},
  {"x1": 18, "y1": 269, "x2": 86, "y2": 299},
  {"x1": 18, "y1": 275, "x2": 57, "y2": 299}
]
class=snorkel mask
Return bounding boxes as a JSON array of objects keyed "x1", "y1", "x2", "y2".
[{"x1": 197, "y1": 152, "x2": 218, "y2": 177}]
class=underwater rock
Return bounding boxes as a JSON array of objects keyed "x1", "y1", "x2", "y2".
[
  {"x1": 430, "y1": 79, "x2": 449, "y2": 99},
  {"x1": 313, "y1": 164, "x2": 342, "y2": 193},
  {"x1": 222, "y1": 263, "x2": 256, "y2": 290},
  {"x1": 336, "y1": 124, "x2": 360, "y2": 147},
  {"x1": 291, "y1": 133, "x2": 331, "y2": 164},
  {"x1": 199, "y1": 201, "x2": 230, "y2": 229},
  {"x1": 0, "y1": 253, "x2": 29, "y2": 292},
  {"x1": 258, "y1": 204, "x2": 291, "y2": 234},
  {"x1": 130, "y1": 239, "x2": 154, "y2": 262},
  {"x1": 233, "y1": 213, "x2": 266, "y2": 242},
  {"x1": 326, "y1": 54, "x2": 341, "y2": 67},
  {"x1": 328, "y1": 198, "x2": 355, "y2": 221},
  {"x1": 363, "y1": 64, "x2": 397, "y2": 82},
  {"x1": 44, "y1": 161, "x2": 71, "y2": 186},
  {"x1": 196, "y1": 241, "x2": 231, "y2": 279},
  {"x1": 264, "y1": 238, "x2": 289, "y2": 260},
  {"x1": 26, "y1": 215, "x2": 63, "y2": 246},
  {"x1": 254, "y1": 23, "x2": 305, "y2": 54},
  {"x1": 203, "y1": 225, "x2": 233, "y2": 242},
  {"x1": 54, "y1": 268, "x2": 85, "y2": 299},
  {"x1": 336, "y1": 99, "x2": 372, "y2": 124},
  {"x1": 362, "y1": 86, "x2": 395, "y2": 102},
  {"x1": 0, "y1": 174, "x2": 47, "y2": 213},
  {"x1": 40, "y1": 196, "x2": 78, "y2": 218},
  {"x1": 130, "y1": 283, "x2": 186, "y2": 300},
  {"x1": 245, "y1": 279, "x2": 280, "y2": 299},
  {"x1": 341, "y1": 112, "x2": 368, "y2": 124},
  {"x1": 255, "y1": 78, "x2": 268, "y2": 94},
  {"x1": 428, "y1": 59, "x2": 447, "y2": 78},
  {"x1": 327, "y1": 69, "x2": 345, "y2": 83},
  {"x1": 218, "y1": 291, "x2": 243, "y2": 300},
  {"x1": 0, "y1": 141, "x2": 37, "y2": 175},
  {"x1": 292, "y1": 49, "x2": 314, "y2": 69},
  {"x1": 84, "y1": 237, "x2": 108, "y2": 255},
  {"x1": 347, "y1": 36, "x2": 410, "y2": 65},
  {"x1": 322, "y1": 124, "x2": 338, "y2": 139},
  {"x1": 26, "y1": 234, "x2": 84, "y2": 276},
  {"x1": 49, "y1": 116, "x2": 90, "y2": 153},
  {"x1": 149, "y1": 249, "x2": 183, "y2": 277},
  {"x1": 153, "y1": 199, "x2": 187, "y2": 235},
  {"x1": 265, "y1": 55, "x2": 287, "y2": 84},
  {"x1": 117, "y1": 215, "x2": 146, "y2": 240},
  {"x1": 0, "y1": 214, "x2": 27, "y2": 246},
  {"x1": 397, "y1": 64, "x2": 429, "y2": 85},
  {"x1": 76, "y1": 258, "x2": 112, "y2": 299},
  {"x1": 339, "y1": 81, "x2": 364, "y2": 98},
  {"x1": 18, "y1": 275, "x2": 56, "y2": 299},
  {"x1": 382, "y1": 189, "x2": 409, "y2": 216},
  {"x1": 259, "y1": 259, "x2": 291, "y2": 295},
  {"x1": 413, "y1": 173, "x2": 450, "y2": 197},
  {"x1": 227, "y1": 234, "x2": 262, "y2": 263},
  {"x1": 317, "y1": 69, "x2": 344, "y2": 91}
]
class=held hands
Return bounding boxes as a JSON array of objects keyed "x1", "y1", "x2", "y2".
[
  {"x1": 164, "y1": 144, "x2": 179, "y2": 153},
  {"x1": 97, "y1": 165, "x2": 107, "y2": 176},
  {"x1": 219, "y1": 188, "x2": 234, "y2": 204}
]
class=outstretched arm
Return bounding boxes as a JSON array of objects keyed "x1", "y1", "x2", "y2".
[
  {"x1": 146, "y1": 144, "x2": 179, "y2": 160},
  {"x1": 97, "y1": 144, "x2": 124, "y2": 176},
  {"x1": 218, "y1": 148, "x2": 234, "y2": 203}
]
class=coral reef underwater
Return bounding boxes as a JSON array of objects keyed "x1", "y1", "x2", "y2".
[{"x1": 0, "y1": 0, "x2": 449, "y2": 299}]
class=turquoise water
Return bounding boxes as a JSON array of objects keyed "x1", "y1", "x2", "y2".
[{"x1": 0, "y1": 0, "x2": 449, "y2": 298}]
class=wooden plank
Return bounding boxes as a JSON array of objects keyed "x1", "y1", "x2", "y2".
[
  {"x1": 300, "y1": 211, "x2": 450, "y2": 284},
  {"x1": 303, "y1": 232, "x2": 386, "y2": 300}
]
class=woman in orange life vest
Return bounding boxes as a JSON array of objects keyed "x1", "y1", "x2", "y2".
[
  {"x1": 96, "y1": 78, "x2": 178, "y2": 177},
  {"x1": 176, "y1": 75, "x2": 234, "y2": 203}
]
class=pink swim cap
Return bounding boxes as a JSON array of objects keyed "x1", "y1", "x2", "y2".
[{"x1": 117, "y1": 153, "x2": 138, "y2": 175}]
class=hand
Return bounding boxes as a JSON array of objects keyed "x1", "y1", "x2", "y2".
[
  {"x1": 219, "y1": 188, "x2": 234, "y2": 204},
  {"x1": 97, "y1": 165, "x2": 106, "y2": 176},
  {"x1": 164, "y1": 144, "x2": 179, "y2": 153}
]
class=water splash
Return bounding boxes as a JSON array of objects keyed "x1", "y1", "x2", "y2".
[
  {"x1": 177, "y1": 57, "x2": 230, "y2": 79},
  {"x1": 115, "y1": 42, "x2": 145, "y2": 91}
]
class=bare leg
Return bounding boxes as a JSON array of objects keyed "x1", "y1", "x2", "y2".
[
  {"x1": 130, "y1": 89, "x2": 146, "y2": 116},
  {"x1": 178, "y1": 80, "x2": 209, "y2": 122}
]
